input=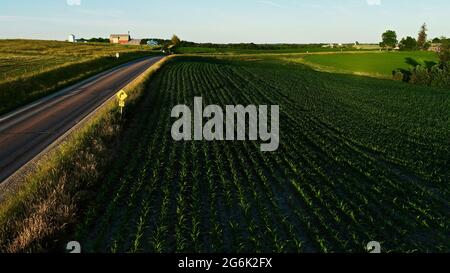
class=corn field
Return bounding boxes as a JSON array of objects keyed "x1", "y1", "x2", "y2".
[{"x1": 74, "y1": 57, "x2": 450, "y2": 253}]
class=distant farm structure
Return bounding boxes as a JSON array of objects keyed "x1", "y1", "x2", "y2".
[
  {"x1": 127, "y1": 39, "x2": 142, "y2": 45},
  {"x1": 429, "y1": 43, "x2": 442, "y2": 53},
  {"x1": 110, "y1": 33, "x2": 131, "y2": 44},
  {"x1": 147, "y1": 40, "x2": 159, "y2": 47},
  {"x1": 67, "y1": 34, "x2": 89, "y2": 43},
  {"x1": 68, "y1": 34, "x2": 76, "y2": 43},
  {"x1": 67, "y1": 32, "x2": 159, "y2": 46}
]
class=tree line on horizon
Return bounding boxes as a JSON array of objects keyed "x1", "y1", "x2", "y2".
[{"x1": 381, "y1": 23, "x2": 450, "y2": 55}]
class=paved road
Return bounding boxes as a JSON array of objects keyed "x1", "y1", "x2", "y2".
[{"x1": 0, "y1": 56, "x2": 163, "y2": 183}]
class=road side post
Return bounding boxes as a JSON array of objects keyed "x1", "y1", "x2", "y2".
[{"x1": 117, "y1": 90, "x2": 128, "y2": 117}]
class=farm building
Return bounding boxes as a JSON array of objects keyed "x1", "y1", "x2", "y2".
[
  {"x1": 68, "y1": 34, "x2": 76, "y2": 43},
  {"x1": 110, "y1": 33, "x2": 131, "y2": 44},
  {"x1": 428, "y1": 43, "x2": 442, "y2": 53},
  {"x1": 127, "y1": 39, "x2": 142, "y2": 45},
  {"x1": 322, "y1": 43, "x2": 335, "y2": 48},
  {"x1": 147, "y1": 40, "x2": 159, "y2": 47}
]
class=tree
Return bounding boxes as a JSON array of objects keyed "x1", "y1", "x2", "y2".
[
  {"x1": 162, "y1": 42, "x2": 173, "y2": 53},
  {"x1": 171, "y1": 35, "x2": 181, "y2": 47},
  {"x1": 380, "y1": 30, "x2": 398, "y2": 49},
  {"x1": 417, "y1": 23, "x2": 428, "y2": 50},
  {"x1": 432, "y1": 37, "x2": 442, "y2": 43},
  {"x1": 438, "y1": 39, "x2": 450, "y2": 63},
  {"x1": 88, "y1": 37, "x2": 109, "y2": 43},
  {"x1": 399, "y1": 36, "x2": 417, "y2": 51}
]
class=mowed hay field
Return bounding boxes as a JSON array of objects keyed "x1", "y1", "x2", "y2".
[
  {"x1": 0, "y1": 40, "x2": 151, "y2": 81},
  {"x1": 0, "y1": 40, "x2": 155, "y2": 114},
  {"x1": 74, "y1": 57, "x2": 450, "y2": 253},
  {"x1": 296, "y1": 51, "x2": 439, "y2": 78}
]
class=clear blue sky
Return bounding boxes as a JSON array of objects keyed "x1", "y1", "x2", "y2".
[{"x1": 0, "y1": 0, "x2": 449, "y2": 43}]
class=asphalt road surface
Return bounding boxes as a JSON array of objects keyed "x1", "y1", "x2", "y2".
[{"x1": 0, "y1": 56, "x2": 163, "y2": 183}]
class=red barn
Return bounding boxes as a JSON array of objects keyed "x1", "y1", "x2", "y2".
[{"x1": 110, "y1": 34, "x2": 131, "y2": 44}]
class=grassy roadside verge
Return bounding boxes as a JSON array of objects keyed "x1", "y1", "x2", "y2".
[
  {"x1": 0, "y1": 51, "x2": 159, "y2": 115},
  {"x1": 0, "y1": 55, "x2": 176, "y2": 253}
]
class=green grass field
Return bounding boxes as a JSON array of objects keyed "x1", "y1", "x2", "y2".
[
  {"x1": 72, "y1": 57, "x2": 449, "y2": 253},
  {"x1": 0, "y1": 39, "x2": 158, "y2": 115},
  {"x1": 298, "y1": 51, "x2": 439, "y2": 78},
  {"x1": 177, "y1": 46, "x2": 371, "y2": 55}
]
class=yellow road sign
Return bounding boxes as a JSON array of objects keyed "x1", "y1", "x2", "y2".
[
  {"x1": 117, "y1": 90, "x2": 128, "y2": 102},
  {"x1": 117, "y1": 90, "x2": 127, "y2": 115}
]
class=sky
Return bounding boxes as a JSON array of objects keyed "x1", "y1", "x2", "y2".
[{"x1": 0, "y1": 0, "x2": 449, "y2": 43}]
